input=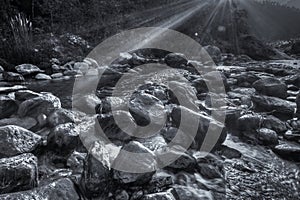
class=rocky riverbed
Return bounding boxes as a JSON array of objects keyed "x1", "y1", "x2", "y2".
[{"x1": 0, "y1": 49, "x2": 299, "y2": 199}]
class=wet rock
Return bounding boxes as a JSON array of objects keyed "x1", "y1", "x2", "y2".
[
  {"x1": 47, "y1": 123, "x2": 80, "y2": 152},
  {"x1": 171, "y1": 106, "x2": 227, "y2": 150},
  {"x1": 231, "y1": 71, "x2": 260, "y2": 87},
  {"x1": 142, "y1": 191, "x2": 176, "y2": 200},
  {"x1": 129, "y1": 92, "x2": 166, "y2": 126},
  {"x1": 97, "y1": 111, "x2": 136, "y2": 141},
  {"x1": 257, "y1": 128, "x2": 279, "y2": 145},
  {"x1": 52, "y1": 64, "x2": 69, "y2": 73},
  {"x1": 15, "y1": 64, "x2": 43, "y2": 76},
  {"x1": 3, "y1": 71, "x2": 25, "y2": 82},
  {"x1": 253, "y1": 77, "x2": 287, "y2": 99},
  {"x1": 14, "y1": 90, "x2": 41, "y2": 101},
  {"x1": 0, "y1": 117, "x2": 37, "y2": 130},
  {"x1": 64, "y1": 69, "x2": 82, "y2": 76},
  {"x1": 164, "y1": 53, "x2": 188, "y2": 68},
  {"x1": 115, "y1": 190, "x2": 130, "y2": 200},
  {"x1": 18, "y1": 93, "x2": 61, "y2": 118},
  {"x1": 47, "y1": 108, "x2": 76, "y2": 127},
  {"x1": 163, "y1": 149, "x2": 196, "y2": 170},
  {"x1": 0, "y1": 153, "x2": 38, "y2": 194},
  {"x1": 0, "y1": 95, "x2": 18, "y2": 119},
  {"x1": 35, "y1": 73, "x2": 52, "y2": 80},
  {"x1": 237, "y1": 113, "x2": 287, "y2": 133},
  {"x1": 173, "y1": 185, "x2": 213, "y2": 200},
  {"x1": 0, "y1": 125, "x2": 42, "y2": 157},
  {"x1": 0, "y1": 178, "x2": 80, "y2": 199},
  {"x1": 252, "y1": 95, "x2": 296, "y2": 118},
  {"x1": 51, "y1": 72, "x2": 64, "y2": 79},
  {"x1": 137, "y1": 134, "x2": 168, "y2": 152},
  {"x1": 218, "y1": 145, "x2": 242, "y2": 159},
  {"x1": 113, "y1": 141, "x2": 157, "y2": 185},
  {"x1": 148, "y1": 171, "x2": 174, "y2": 193},
  {"x1": 81, "y1": 141, "x2": 112, "y2": 198},
  {"x1": 198, "y1": 163, "x2": 223, "y2": 179},
  {"x1": 273, "y1": 142, "x2": 300, "y2": 161},
  {"x1": 0, "y1": 85, "x2": 26, "y2": 93},
  {"x1": 204, "y1": 45, "x2": 222, "y2": 63}
]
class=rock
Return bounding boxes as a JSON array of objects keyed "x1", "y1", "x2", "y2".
[
  {"x1": 18, "y1": 93, "x2": 61, "y2": 118},
  {"x1": 204, "y1": 45, "x2": 222, "y2": 63},
  {"x1": 35, "y1": 73, "x2": 52, "y2": 80},
  {"x1": 273, "y1": 142, "x2": 300, "y2": 161},
  {"x1": 129, "y1": 92, "x2": 166, "y2": 126},
  {"x1": 198, "y1": 163, "x2": 223, "y2": 179},
  {"x1": 52, "y1": 64, "x2": 68, "y2": 73},
  {"x1": 115, "y1": 190, "x2": 130, "y2": 200},
  {"x1": 37, "y1": 113, "x2": 47, "y2": 127},
  {"x1": 47, "y1": 108, "x2": 76, "y2": 127},
  {"x1": 171, "y1": 106, "x2": 227, "y2": 150},
  {"x1": 0, "y1": 178, "x2": 80, "y2": 199},
  {"x1": 51, "y1": 72, "x2": 64, "y2": 79},
  {"x1": 0, "y1": 153, "x2": 38, "y2": 194},
  {"x1": 0, "y1": 125, "x2": 42, "y2": 157},
  {"x1": 14, "y1": 90, "x2": 41, "y2": 101},
  {"x1": 218, "y1": 145, "x2": 242, "y2": 159},
  {"x1": 3, "y1": 71, "x2": 25, "y2": 82},
  {"x1": 97, "y1": 111, "x2": 136, "y2": 141},
  {"x1": 257, "y1": 128, "x2": 279, "y2": 145},
  {"x1": 173, "y1": 185, "x2": 213, "y2": 200},
  {"x1": 137, "y1": 134, "x2": 168, "y2": 152},
  {"x1": 15, "y1": 64, "x2": 43, "y2": 76},
  {"x1": 291, "y1": 41, "x2": 300, "y2": 54},
  {"x1": 73, "y1": 94, "x2": 101, "y2": 114},
  {"x1": 74, "y1": 62, "x2": 89, "y2": 74},
  {"x1": 163, "y1": 149, "x2": 196, "y2": 170},
  {"x1": 148, "y1": 172, "x2": 174, "y2": 193},
  {"x1": 0, "y1": 85, "x2": 27, "y2": 93},
  {"x1": 253, "y1": 77, "x2": 287, "y2": 99},
  {"x1": 0, "y1": 117, "x2": 37, "y2": 130},
  {"x1": 142, "y1": 191, "x2": 176, "y2": 200},
  {"x1": 81, "y1": 141, "x2": 112, "y2": 198},
  {"x1": 0, "y1": 65, "x2": 4, "y2": 73},
  {"x1": 252, "y1": 95, "x2": 296, "y2": 118},
  {"x1": 164, "y1": 53, "x2": 188, "y2": 68},
  {"x1": 67, "y1": 151, "x2": 87, "y2": 174},
  {"x1": 64, "y1": 69, "x2": 82, "y2": 76},
  {"x1": 113, "y1": 141, "x2": 157, "y2": 185},
  {"x1": 0, "y1": 95, "x2": 18, "y2": 119},
  {"x1": 296, "y1": 93, "x2": 300, "y2": 117},
  {"x1": 231, "y1": 72, "x2": 260, "y2": 87},
  {"x1": 237, "y1": 113, "x2": 287, "y2": 133},
  {"x1": 47, "y1": 123, "x2": 80, "y2": 152}
]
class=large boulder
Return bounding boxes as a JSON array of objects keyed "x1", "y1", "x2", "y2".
[
  {"x1": 204, "y1": 45, "x2": 222, "y2": 63},
  {"x1": 129, "y1": 92, "x2": 166, "y2": 126},
  {"x1": 273, "y1": 142, "x2": 300, "y2": 162},
  {"x1": 81, "y1": 141, "x2": 112, "y2": 198},
  {"x1": 113, "y1": 141, "x2": 157, "y2": 185},
  {"x1": 18, "y1": 93, "x2": 61, "y2": 118},
  {"x1": 0, "y1": 153, "x2": 38, "y2": 194},
  {"x1": 164, "y1": 53, "x2": 188, "y2": 68},
  {"x1": 15, "y1": 64, "x2": 43, "y2": 76},
  {"x1": 253, "y1": 77, "x2": 287, "y2": 99},
  {"x1": 3, "y1": 71, "x2": 25, "y2": 82},
  {"x1": 0, "y1": 95, "x2": 18, "y2": 119},
  {"x1": 170, "y1": 106, "x2": 227, "y2": 150},
  {"x1": 252, "y1": 95, "x2": 296, "y2": 118},
  {"x1": 0, "y1": 178, "x2": 80, "y2": 199},
  {"x1": 0, "y1": 125, "x2": 42, "y2": 157},
  {"x1": 47, "y1": 123, "x2": 80, "y2": 153}
]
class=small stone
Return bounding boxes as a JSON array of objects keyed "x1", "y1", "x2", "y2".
[
  {"x1": 35, "y1": 73, "x2": 52, "y2": 80},
  {"x1": 51, "y1": 72, "x2": 64, "y2": 79}
]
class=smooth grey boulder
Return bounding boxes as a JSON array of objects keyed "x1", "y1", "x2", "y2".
[
  {"x1": 253, "y1": 77, "x2": 287, "y2": 99},
  {"x1": 18, "y1": 93, "x2": 61, "y2": 118}
]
